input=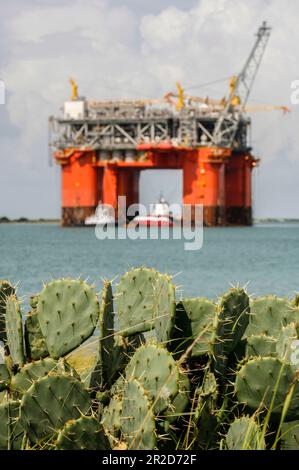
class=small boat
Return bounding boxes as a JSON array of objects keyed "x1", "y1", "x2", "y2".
[
  {"x1": 132, "y1": 197, "x2": 174, "y2": 227},
  {"x1": 85, "y1": 203, "x2": 115, "y2": 226}
]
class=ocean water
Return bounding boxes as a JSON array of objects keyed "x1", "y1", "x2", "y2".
[{"x1": 0, "y1": 222, "x2": 299, "y2": 303}]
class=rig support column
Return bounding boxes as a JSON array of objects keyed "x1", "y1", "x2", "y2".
[
  {"x1": 60, "y1": 150, "x2": 98, "y2": 226},
  {"x1": 102, "y1": 165, "x2": 118, "y2": 214},
  {"x1": 183, "y1": 148, "x2": 227, "y2": 226},
  {"x1": 225, "y1": 153, "x2": 254, "y2": 225}
]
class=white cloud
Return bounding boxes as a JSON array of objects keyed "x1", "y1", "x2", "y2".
[
  {"x1": 10, "y1": 0, "x2": 135, "y2": 47},
  {"x1": 141, "y1": 8, "x2": 190, "y2": 49}
]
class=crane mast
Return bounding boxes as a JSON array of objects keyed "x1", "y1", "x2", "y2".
[{"x1": 212, "y1": 21, "x2": 272, "y2": 148}]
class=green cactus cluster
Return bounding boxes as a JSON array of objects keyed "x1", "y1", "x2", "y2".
[
  {"x1": 55, "y1": 416, "x2": 109, "y2": 450},
  {"x1": 0, "y1": 269, "x2": 299, "y2": 450}
]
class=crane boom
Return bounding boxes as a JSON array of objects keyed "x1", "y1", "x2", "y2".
[
  {"x1": 188, "y1": 95, "x2": 290, "y2": 114},
  {"x1": 212, "y1": 21, "x2": 272, "y2": 147}
]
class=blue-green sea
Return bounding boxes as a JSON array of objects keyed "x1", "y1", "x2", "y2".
[{"x1": 1, "y1": 223, "x2": 299, "y2": 302}]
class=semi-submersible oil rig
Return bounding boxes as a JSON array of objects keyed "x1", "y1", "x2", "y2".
[{"x1": 49, "y1": 22, "x2": 288, "y2": 227}]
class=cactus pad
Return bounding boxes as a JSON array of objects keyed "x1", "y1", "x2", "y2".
[
  {"x1": 0, "y1": 281, "x2": 15, "y2": 343},
  {"x1": 5, "y1": 295, "x2": 25, "y2": 367},
  {"x1": 0, "y1": 364, "x2": 10, "y2": 391},
  {"x1": 66, "y1": 339, "x2": 98, "y2": 387},
  {"x1": 102, "y1": 395, "x2": 123, "y2": 439},
  {"x1": 121, "y1": 379, "x2": 156, "y2": 450},
  {"x1": 29, "y1": 294, "x2": 39, "y2": 309},
  {"x1": 199, "y1": 371, "x2": 218, "y2": 399},
  {"x1": 99, "y1": 280, "x2": 115, "y2": 385},
  {"x1": 163, "y1": 372, "x2": 190, "y2": 425},
  {"x1": 235, "y1": 357, "x2": 299, "y2": 419},
  {"x1": 246, "y1": 334, "x2": 277, "y2": 358},
  {"x1": 276, "y1": 323, "x2": 297, "y2": 362},
  {"x1": 179, "y1": 298, "x2": 217, "y2": 357},
  {"x1": 213, "y1": 288, "x2": 250, "y2": 376},
  {"x1": 91, "y1": 280, "x2": 122, "y2": 390},
  {"x1": 24, "y1": 310, "x2": 49, "y2": 360},
  {"x1": 281, "y1": 420, "x2": 299, "y2": 450},
  {"x1": 55, "y1": 415, "x2": 110, "y2": 450},
  {"x1": 217, "y1": 287, "x2": 250, "y2": 354},
  {"x1": 125, "y1": 343, "x2": 180, "y2": 413},
  {"x1": 116, "y1": 267, "x2": 175, "y2": 341},
  {"x1": 36, "y1": 279, "x2": 99, "y2": 359},
  {"x1": 194, "y1": 371, "x2": 218, "y2": 441},
  {"x1": 11, "y1": 358, "x2": 62, "y2": 396},
  {"x1": 0, "y1": 399, "x2": 23, "y2": 450},
  {"x1": 153, "y1": 274, "x2": 176, "y2": 344},
  {"x1": 245, "y1": 296, "x2": 299, "y2": 339},
  {"x1": 20, "y1": 374, "x2": 91, "y2": 443},
  {"x1": 225, "y1": 416, "x2": 265, "y2": 450}
]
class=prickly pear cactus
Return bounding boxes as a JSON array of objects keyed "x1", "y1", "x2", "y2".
[
  {"x1": 11, "y1": 358, "x2": 64, "y2": 396},
  {"x1": 235, "y1": 357, "x2": 299, "y2": 420},
  {"x1": 172, "y1": 298, "x2": 217, "y2": 358},
  {"x1": 281, "y1": 420, "x2": 299, "y2": 450},
  {"x1": 224, "y1": 416, "x2": 265, "y2": 450},
  {"x1": 66, "y1": 339, "x2": 98, "y2": 387},
  {"x1": 198, "y1": 371, "x2": 218, "y2": 403},
  {"x1": 99, "y1": 280, "x2": 115, "y2": 386},
  {"x1": 217, "y1": 287, "x2": 250, "y2": 353},
  {"x1": 0, "y1": 364, "x2": 10, "y2": 392},
  {"x1": 276, "y1": 323, "x2": 298, "y2": 362},
  {"x1": 4, "y1": 267, "x2": 299, "y2": 451},
  {"x1": 293, "y1": 294, "x2": 299, "y2": 308},
  {"x1": 102, "y1": 395, "x2": 123, "y2": 442},
  {"x1": 246, "y1": 324, "x2": 298, "y2": 363},
  {"x1": 0, "y1": 399, "x2": 23, "y2": 450},
  {"x1": 29, "y1": 294, "x2": 39, "y2": 309},
  {"x1": 214, "y1": 288, "x2": 250, "y2": 376},
  {"x1": 0, "y1": 281, "x2": 15, "y2": 343},
  {"x1": 0, "y1": 390, "x2": 7, "y2": 404},
  {"x1": 245, "y1": 296, "x2": 299, "y2": 339},
  {"x1": 116, "y1": 268, "x2": 176, "y2": 342},
  {"x1": 121, "y1": 379, "x2": 156, "y2": 450},
  {"x1": 91, "y1": 280, "x2": 124, "y2": 390},
  {"x1": 20, "y1": 374, "x2": 92, "y2": 443},
  {"x1": 125, "y1": 343, "x2": 180, "y2": 413},
  {"x1": 116, "y1": 268, "x2": 155, "y2": 336},
  {"x1": 110, "y1": 374, "x2": 126, "y2": 396},
  {"x1": 246, "y1": 334, "x2": 277, "y2": 358},
  {"x1": 24, "y1": 310, "x2": 49, "y2": 361},
  {"x1": 169, "y1": 302, "x2": 193, "y2": 358},
  {"x1": 36, "y1": 279, "x2": 100, "y2": 359},
  {"x1": 55, "y1": 416, "x2": 110, "y2": 450},
  {"x1": 163, "y1": 372, "x2": 190, "y2": 426},
  {"x1": 192, "y1": 371, "x2": 219, "y2": 450},
  {"x1": 154, "y1": 274, "x2": 176, "y2": 345},
  {"x1": 5, "y1": 295, "x2": 25, "y2": 368}
]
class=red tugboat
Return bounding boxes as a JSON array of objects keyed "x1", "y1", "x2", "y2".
[{"x1": 132, "y1": 197, "x2": 175, "y2": 227}]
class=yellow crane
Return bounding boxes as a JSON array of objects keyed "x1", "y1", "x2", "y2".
[
  {"x1": 165, "y1": 78, "x2": 290, "y2": 114},
  {"x1": 164, "y1": 82, "x2": 186, "y2": 111},
  {"x1": 70, "y1": 76, "x2": 290, "y2": 115},
  {"x1": 69, "y1": 78, "x2": 78, "y2": 101}
]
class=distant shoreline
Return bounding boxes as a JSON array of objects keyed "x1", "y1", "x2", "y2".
[
  {"x1": 0, "y1": 217, "x2": 60, "y2": 224},
  {"x1": 1, "y1": 217, "x2": 299, "y2": 225},
  {"x1": 253, "y1": 218, "x2": 299, "y2": 224}
]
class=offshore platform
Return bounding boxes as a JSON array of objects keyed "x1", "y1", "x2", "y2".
[{"x1": 49, "y1": 22, "x2": 286, "y2": 227}]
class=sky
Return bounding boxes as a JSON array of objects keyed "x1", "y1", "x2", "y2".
[{"x1": 0, "y1": 0, "x2": 298, "y2": 219}]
